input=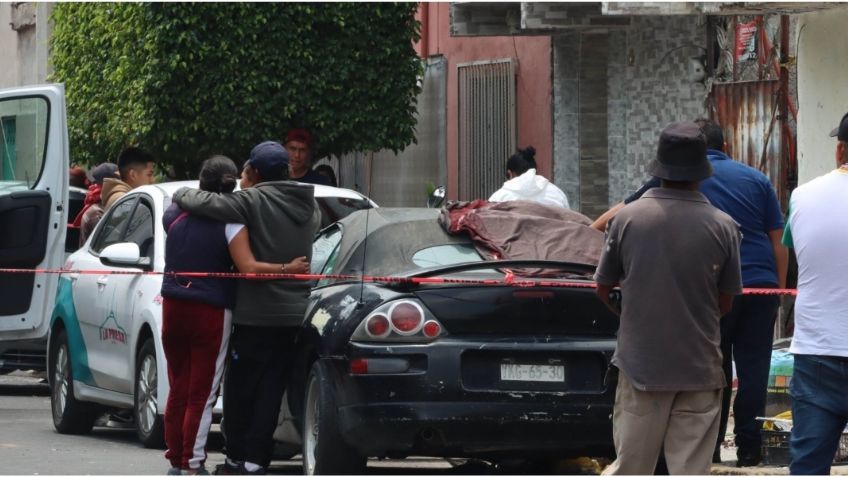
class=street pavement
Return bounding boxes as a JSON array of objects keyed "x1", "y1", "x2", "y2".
[{"x1": 3, "y1": 371, "x2": 848, "y2": 475}]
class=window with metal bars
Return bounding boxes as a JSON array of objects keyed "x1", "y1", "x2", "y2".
[{"x1": 457, "y1": 59, "x2": 517, "y2": 201}]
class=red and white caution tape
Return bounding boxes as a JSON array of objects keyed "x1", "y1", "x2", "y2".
[{"x1": 0, "y1": 267, "x2": 798, "y2": 296}]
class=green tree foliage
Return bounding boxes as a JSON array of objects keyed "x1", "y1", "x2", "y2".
[{"x1": 50, "y1": 3, "x2": 422, "y2": 177}]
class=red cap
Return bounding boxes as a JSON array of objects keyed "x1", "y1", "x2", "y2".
[
  {"x1": 69, "y1": 166, "x2": 88, "y2": 187},
  {"x1": 285, "y1": 128, "x2": 314, "y2": 147}
]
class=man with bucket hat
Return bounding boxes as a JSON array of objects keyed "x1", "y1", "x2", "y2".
[
  {"x1": 782, "y1": 112, "x2": 848, "y2": 475},
  {"x1": 595, "y1": 122, "x2": 743, "y2": 475},
  {"x1": 173, "y1": 141, "x2": 321, "y2": 475}
]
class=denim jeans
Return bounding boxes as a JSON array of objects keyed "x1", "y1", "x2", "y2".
[
  {"x1": 789, "y1": 354, "x2": 848, "y2": 475},
  {"x1": 716, "y1": 288, "x2": 779, "y2": 452}
]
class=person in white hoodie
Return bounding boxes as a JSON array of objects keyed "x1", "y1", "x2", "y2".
[{"x1": 488, "y1": 146, "x2": 570, "y2": 209}]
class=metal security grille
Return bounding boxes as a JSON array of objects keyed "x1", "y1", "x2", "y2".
[{"x1": 458, "y1": 59, "x2": 516, "y2": 201}]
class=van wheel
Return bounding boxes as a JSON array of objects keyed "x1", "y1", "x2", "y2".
[
  {"x1": 302, "y1": 361, "x2": 366, "y2": 475},
  {"x1": 134, "y1": 338, "x2": 165, "y2": 448},
  {"x1": 49, "y1": 329, "x2": 101, "y2": 434}
]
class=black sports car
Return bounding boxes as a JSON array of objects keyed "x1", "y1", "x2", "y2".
[{"x1": 279, "y1": 208, "x2": 620, "y2": 474}]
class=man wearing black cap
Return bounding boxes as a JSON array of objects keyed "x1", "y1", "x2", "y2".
[
  {"x1": 593, "y1": 118, "x2": 787, "y2": 467},
  {"x1": 173, "y1": 141, "x2": 321, "y2": 475},
  {"x1": 782, "y1": 112, "x2": 848, "y2": 475},
  {"x1": 595, "y1": 122, "x2": 742, "y2": 475}
]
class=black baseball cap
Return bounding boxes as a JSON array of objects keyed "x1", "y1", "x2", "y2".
[
  {"x1": 246, "y1": 141, "x2": 289, "y2": 180},
  {"x1": 829, "y1": 112, "x2": 848, "y2": 141}
]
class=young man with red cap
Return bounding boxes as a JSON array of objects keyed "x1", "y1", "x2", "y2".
[{"x1": 284, "y1": 128, "x2": 331, "y2": 186}]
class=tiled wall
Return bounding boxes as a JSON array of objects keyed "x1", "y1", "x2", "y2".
[
  {"x1": 552, "y1": 33, "x2": 581, "y2": 212},
  {"x1": 553, "y1": 15, "x2": 710, "y2": 216},
  {"x1": 609, "y1": 15, "x2": 710, "y2": 203}
]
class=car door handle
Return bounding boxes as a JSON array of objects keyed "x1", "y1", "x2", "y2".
[{"x1": 96, "y1": 276, "x2": 108, "y2": 288}]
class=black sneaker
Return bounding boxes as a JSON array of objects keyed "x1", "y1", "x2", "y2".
[
  {"x1": 213, "y1": 461, "x2": 241, "y2": 475},
  {"x1": 736, "y1": 447, "x2": 762, "y2": 467}
]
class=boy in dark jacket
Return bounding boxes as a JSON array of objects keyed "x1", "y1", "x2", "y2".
[{"x1": 173, "y1": 142, "x2": 320, "y2": 475}]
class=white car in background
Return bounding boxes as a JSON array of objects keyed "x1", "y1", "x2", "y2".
[{"x1": 48, "y1": 180, "x2": 375, "y2": 447}]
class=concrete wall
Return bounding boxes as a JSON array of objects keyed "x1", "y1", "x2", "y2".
[
  {"x1": 0, "y1": 3, "x2": 52, "y2": 90},
  {"x1": 795, "y1": 8, "x2": 848, "y2": 185},
  {"x1": 331, "y1": 57, "x2": 447, "y2": 207},
  {"x1": 0, "y1": 4, "x2": 21, "y2": 89},
  {"x1": 418, "y1": 2, "x2": 553, "y2": 201}
]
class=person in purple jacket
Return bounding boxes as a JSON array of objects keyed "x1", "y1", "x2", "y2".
[{"x1": 160, "y1": 156, "x2": 307, "y2": 476}]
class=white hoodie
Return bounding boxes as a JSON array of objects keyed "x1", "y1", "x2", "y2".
[{"x1": 488, "y1": 168, "x2": 570, "y2": 209}]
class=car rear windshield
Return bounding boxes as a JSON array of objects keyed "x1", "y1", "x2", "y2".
[
  {"x1": 316, "y1": 196, "x2": 372, "y2": 228},
  {"x1": 411, "y1": 243, "x2": 483, "y2": 268}
]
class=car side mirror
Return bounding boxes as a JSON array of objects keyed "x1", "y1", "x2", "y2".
[
  {"x1": 427, "y1": 185, "x2": 446, "y2": 209},
  {"x1": 100, "y1": 242, "x2": 150, "y2": 269}
]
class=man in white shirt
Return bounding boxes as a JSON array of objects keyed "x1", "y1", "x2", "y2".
[{"x1": 782, "y1": 111, "x2": 848, "y2": 475}]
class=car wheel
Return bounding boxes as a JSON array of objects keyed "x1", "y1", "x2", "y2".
[
  {"x1": 302, "y1": 361, "x2": 366, "y2": 475},
  {"x1": 134, "y1": 338, "x2": 165, "y2": 448},
  {"x1": 49, "y1": 329, "x2": 102, "y2": 434}
]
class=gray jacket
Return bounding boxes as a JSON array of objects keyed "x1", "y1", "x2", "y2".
[{"x1": 173, "y1": 181, "x2": 321, "y2": 327}]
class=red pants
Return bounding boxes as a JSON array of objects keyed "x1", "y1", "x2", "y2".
[{"x1": 162, "y1": 297, "x2": 231, "y2": 470}]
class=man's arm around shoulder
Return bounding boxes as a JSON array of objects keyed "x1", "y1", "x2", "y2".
[{"x1": 173, "y1": 187, "x2": 251, "y2": 224}]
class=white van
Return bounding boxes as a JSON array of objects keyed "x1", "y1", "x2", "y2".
[{"x1": 0, "y1": 85, "x2": 69, "y2": 373}]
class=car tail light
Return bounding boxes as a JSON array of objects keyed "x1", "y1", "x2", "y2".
[
  {"x1": 351, "y1": 299, "x2": 446, "y2": 343},
  {"x1": 422, "y1": 320, "x2": 441, "y2": 338},
  {"x1": 350, "y1": 358, "x2": 368, "y2": 374},
  {"x1": 389, "y1": 302, "x2": 423, "y2": 334},
  {"x1": 365, "y1": 314, "x2": 390, "y2": 338}
]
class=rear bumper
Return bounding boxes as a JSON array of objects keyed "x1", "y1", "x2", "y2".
[
  {"x1": 329, "y1": 337, "x2": 617, "y2": 458},
  {"x1": 339, "y1": 400, "x2": 614, "y2": 458}
]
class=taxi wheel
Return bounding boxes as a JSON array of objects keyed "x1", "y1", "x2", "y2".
[
  {"x1": 301, "y1": 360, "x2": 366, "y2": 475},
  {"x1": 134, "y1": 338, "x2": 166, "y2": 449},
  {"x1": 49, "y1": 329, "x2": 102, "y2": 434}
]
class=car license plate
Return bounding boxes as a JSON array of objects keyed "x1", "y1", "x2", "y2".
[{"x1": 500, "y1": 363, "x2": 564, "y2": 382}]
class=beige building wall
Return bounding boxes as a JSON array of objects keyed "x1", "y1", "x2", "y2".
[
  {"x1": 0, "y1": 3, "x2": 52, "y2": 90},
  {"x1": 0, "y1": 4, "x2": 21, "y2": 89},
  {"x1": 796, "y1": 7, "x2": 848, "y2": 185}
]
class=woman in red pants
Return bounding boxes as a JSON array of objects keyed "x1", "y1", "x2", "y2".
[{"x1": 161, "y1": 156, "x2": 308, "y2": 475}]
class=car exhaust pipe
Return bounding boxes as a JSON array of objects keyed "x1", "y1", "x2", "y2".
[{"x1": 419, "y1": 428, "x2": 437, "y2": 442}]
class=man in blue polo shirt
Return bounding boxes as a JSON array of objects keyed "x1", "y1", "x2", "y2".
[{"x1": 592, "y1": 118, "x2": 787, "y2": 467}]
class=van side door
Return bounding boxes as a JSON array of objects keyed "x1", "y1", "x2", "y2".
[{"x1": 0, "y1": 85, "x2": 68, "y2": 351}]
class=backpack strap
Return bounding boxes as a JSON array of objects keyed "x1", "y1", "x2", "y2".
[{"x1": 167, "y1": 211, "x2": 190, "y2": 233}]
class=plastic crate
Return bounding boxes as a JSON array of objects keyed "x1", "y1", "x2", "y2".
[{"x1": 761, "y1": 430, "x2": 848, "y2": 466}]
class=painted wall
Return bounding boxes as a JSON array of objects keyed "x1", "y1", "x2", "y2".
[
  {"x1": 416, "y1": 3, "x2": 553, "y2": 200},
  {"x1": 795, "y1": 8, "x2": 848, "y2": 185}
]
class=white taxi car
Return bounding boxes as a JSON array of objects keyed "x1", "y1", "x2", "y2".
[{"x1": 47, "y1": 180, "x2": 375, "y2": 447}]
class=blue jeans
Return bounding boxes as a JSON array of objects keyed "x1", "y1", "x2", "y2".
[{"x1": 789, "y1": 354, "x2": 848, "y2": 475}]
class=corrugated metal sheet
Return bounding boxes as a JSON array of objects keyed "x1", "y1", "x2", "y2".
[
  {"x1": 711, "y1": 80, "x2": 783, "y2": 196},
  {"x1": 457, "y1": 59, "x2": 516, "y2": 201}
]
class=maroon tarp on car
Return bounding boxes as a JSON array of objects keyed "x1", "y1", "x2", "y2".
[{"x1": 438, "y1": 200, "x2": 604, "y2": 268}]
